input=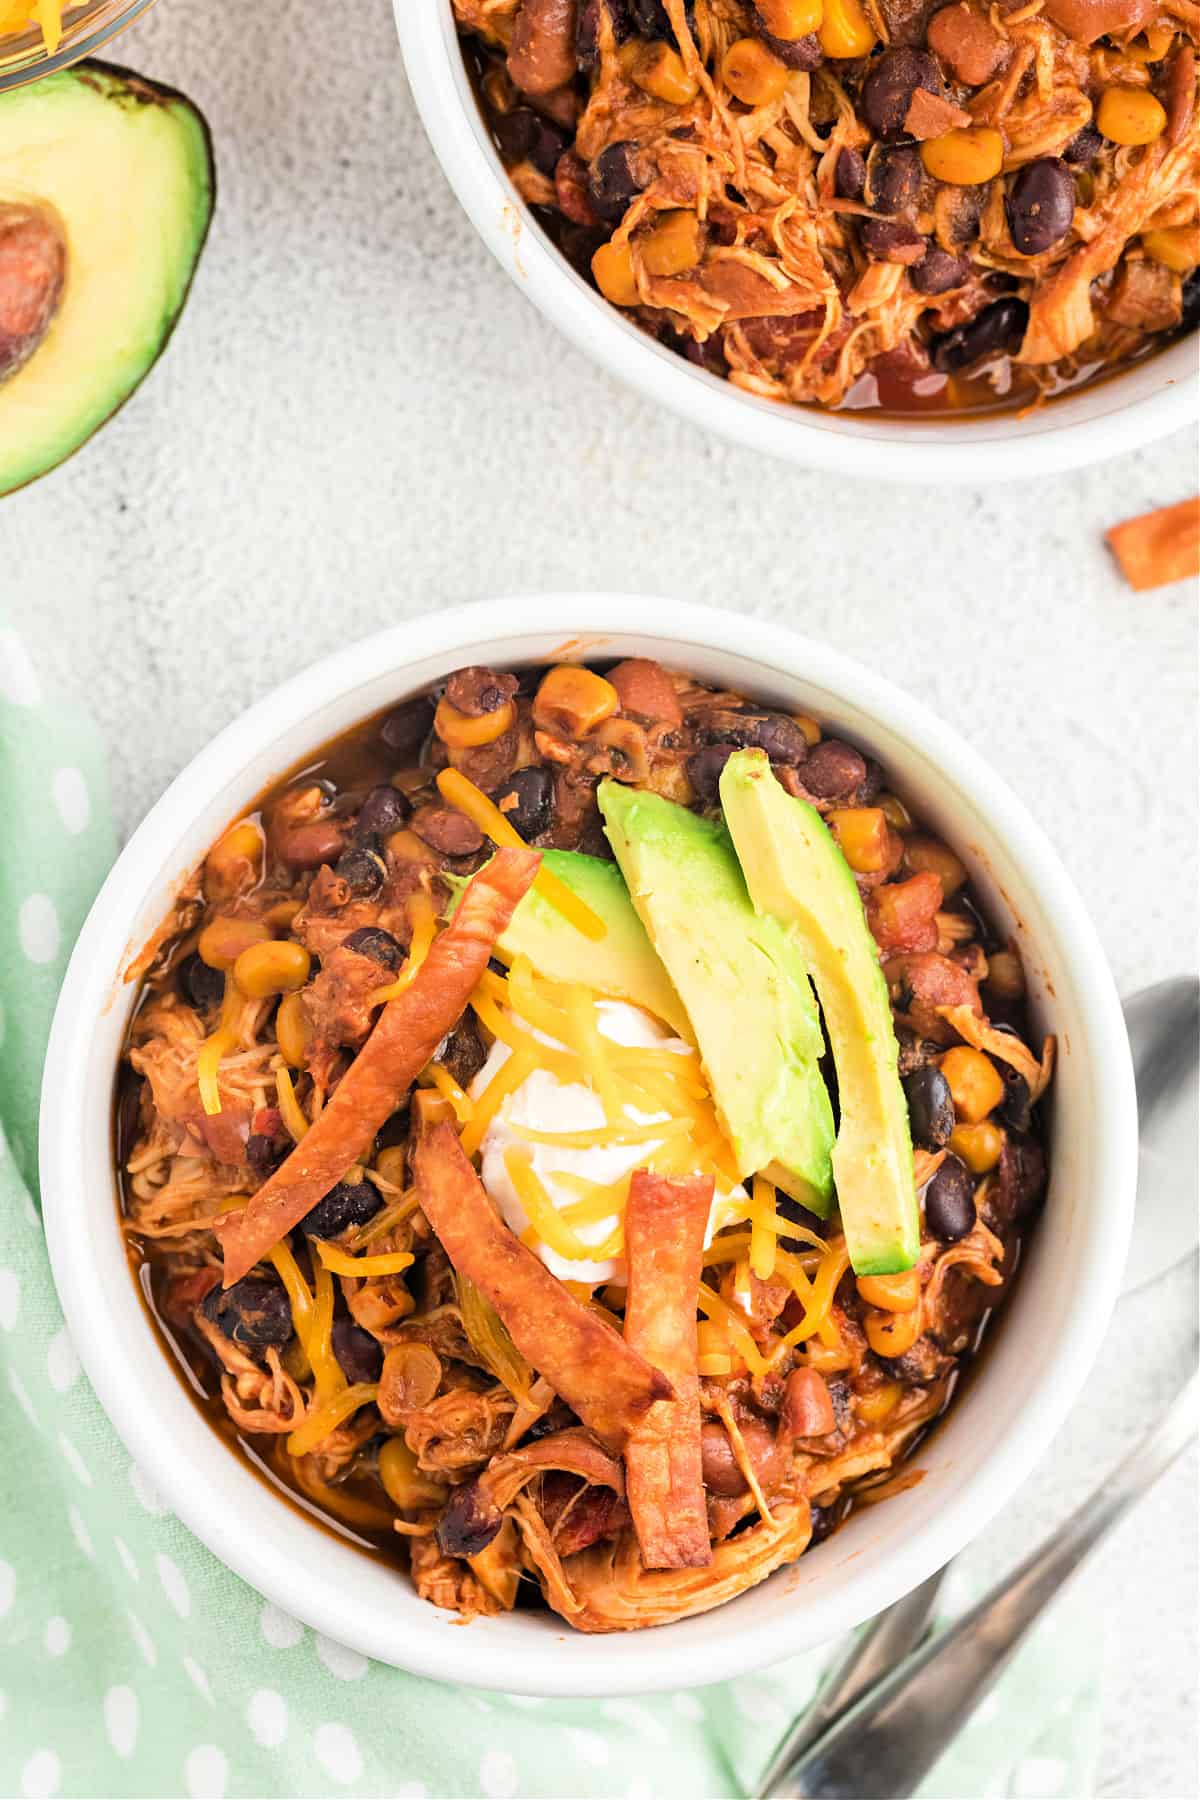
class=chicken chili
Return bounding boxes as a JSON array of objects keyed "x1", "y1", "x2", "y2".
[
  {"x1": 455, "y1": 0, "x2": 1199, "y2": 414},
  {"x1": 119, "y1": 658, "x2": 1052, "y2": 1630}
]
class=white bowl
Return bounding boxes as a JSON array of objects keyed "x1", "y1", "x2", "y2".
[
  {"x1": 394, "y1": 3, "x2": 1196, "y2": 483},
  {"x1": 42, "y1": 595, "x2": 1136, "y2": 1696}
]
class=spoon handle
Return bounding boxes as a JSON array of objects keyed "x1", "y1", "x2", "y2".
[{"x1": 761, "y1": 1371, "x2": 1199, "y2": 1800}]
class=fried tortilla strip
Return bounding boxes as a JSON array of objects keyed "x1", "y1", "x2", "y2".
[
  {"x1": 215, "y1": 847, "x2": 540, "y2": 1286},
  {"x1": 1105, "y1": 497, "x2": 1200, "y2": 593},
  {"x1": 623, "y1": 1170, "x2": 713, "y2": 1570},
  {"x1": 413, "y1": 1123, "x2": 673, "y2": 1452}
]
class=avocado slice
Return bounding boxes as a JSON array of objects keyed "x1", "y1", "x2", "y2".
[
  {"x1": 719, "y1": 750, "x2": 919, "y2": 1275},
  {"x1": 597, "y1": 780, "x2": 835, "y2": 1213},
  {"x1": 445, "y1": 849, "x2": 692, "y2": 1038},
  {"x1": 0, "y1": 62, "x2": 214, "y2": 497}
]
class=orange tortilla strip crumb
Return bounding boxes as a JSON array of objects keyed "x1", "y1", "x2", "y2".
[
  {"x1": 1105, "y1": 497, "x2": 1200, "y2": 592},
  {"x1": 215, "y1": 846, "x2": 540, "y2": 1286},
  {"x1": 413, "y1": 1122, "x2": 672, "y2": 1453},
  {"x1": 623, "y1": 1169, "x2": 714, "y2": 1570}
]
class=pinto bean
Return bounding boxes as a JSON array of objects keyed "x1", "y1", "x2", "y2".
[
  {"x1": 409, "y1": 805, "x2": 485, "y2": 857},
  {"x1": 1041, "y1": 0, "x2": 1153, "y2": 42},
  {"x1": 781, "y1": 1368, "x2": 836, "y2": 1438},
  {"x1": 607, "y1": 658, "x2": 683, "y2": 726},
  {"x1": 700, "y1": 1417, "x2": 784, "y2": 1495},
  {"x1": 508, "y1": 0, "x2": 579, "y2": 96},
  {"x1": 275, "y1": 819, "x2": 346, "y2": 870}
]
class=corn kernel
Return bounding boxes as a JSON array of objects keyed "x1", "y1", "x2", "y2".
[
  {"x1": 532, "y1": 666, "x2": 620, "y2": 737},
  {"x1": 865, "y1": 1305, "x2": 923, "y2": 1359},
  {"x1": 949, "y1": 1120, "x2": 1004, "y2": 1173},
  {"x1": 632, "y1": 42, "x2": 699, "y2": 105},
  {"x1": 592, "y1": 240, "x2": 640, "y2": 306},
  {"x1": 275, "y1": 991, "x2": 310, "y2": 1067},
  {"x1": 197, "y1": 915, "x2": 272, "y2": 971},
  {"x1": 1125, "y1": 25, "x2": 1174, "y2": 61},
  {"x1": 233, "y1": 938, "x2": 311, "y2": 999},
  {"x1": 1141, "y1": 227, "x2": 1200, "y2": 273},
  {"x1": 828, "y1": 807, "x2": 895, "y2": 874},
  {"x1": 203, "y1": 820, "x2": 264, "y2": 902},
  {"x1": 879, "y1": 793, "x2": 913, "y2": 831},
  {"x1": 721, "y1": 38, "x2": 791, "y2": 107},
  {"x1": 905, "y1": 835, "x2": 966, "y2": 896},
  {"x1": 857, "y1": 1269, "x2": 921, "y2": 1312},
  {"x1": 855, "y1": 1380, "x2": 902, "y2": 1422},
  {"x1": 374, "y1": 1145, "x2": 408, "y2": 1188},
  {"x1": 1096, "y1": 87, "x2": 1166, "y2": 146},
  {"x1": 792, "y1": 713, "x2": 822, "y2": 746},
  {"x1": 921, "y1": 126, "x2": 1004, "y2": 185},
  {"x1": 434, "y1": 695, "x2": 515, "y2": 749},
  {"x1": 378, "y1": 1437, "x2": 447, "y2": 1510},
  {"x1": 757, "y1": 0, "x2": 824, "y2": 35},
  {"x1": 818, "y1": 0, "x2": 876, "y2": 59},
  {"x1": 640, "y1": 209, "x2": 703, "y2": 277},
  {"x1": 986, "y1": 949, "x2": 1025, "y2": 997},
  {"x1": 940, "y1": 1045, "x2": 1005, "y2": 1123}
]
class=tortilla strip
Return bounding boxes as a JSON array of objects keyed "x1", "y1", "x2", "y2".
[
  {"x1": 622, "y1": 1170, "x2": 714, "y2": 1569},
  {"x1": 215, "y1": 847, "x2": 540, "y2": 1286},
  {"x1": 413, "y1": 1122, "x2": 672, "y2": 1453}
]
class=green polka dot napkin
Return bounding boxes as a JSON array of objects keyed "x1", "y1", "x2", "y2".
[{"x1": 0, "y1": 619, "x2": 1103, "y2": 1800}]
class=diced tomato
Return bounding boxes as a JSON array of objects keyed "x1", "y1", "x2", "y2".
[{"x1": 868, "y1": 871, "x2": 943, "y2": 954}]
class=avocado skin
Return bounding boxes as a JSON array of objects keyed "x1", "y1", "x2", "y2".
[
  {"x1": 598, "y1": 778, "x2": 835, "y2": 1213},
  {"x1": 0, "y1": 60, "x2": 215, "y2": 498},
  {"x1": 719, "y1": 750, "x2": 920, "y2": 1276}
]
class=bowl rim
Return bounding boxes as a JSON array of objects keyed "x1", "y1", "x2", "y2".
[
  {"x1": 40, "y1": 594, "x2": 1137, "y2": 1695},
  {"x1": 393, "y1": 0, "x2": 1198, "y2": 483},
  {"x1": 0, "y1": 0, "x2": 162, "y2": 93}
]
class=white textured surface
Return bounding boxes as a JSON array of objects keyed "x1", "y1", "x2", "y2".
[{"x1": 6, "y1": 1, "x2": 1197, "y2": 1794}]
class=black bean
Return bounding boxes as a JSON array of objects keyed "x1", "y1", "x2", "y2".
[
  {"x1": 995, "y1": 1064, "x2": 1032, "y2": 1133},
  {"x1": 835, "y1": 147, "x2": 867, "y2": 201},
  {"x1": 869, "y1": 145, "x2": 922, "y2": 215},
  {"x1": 687, "y1": 744, "x2": 736, "y2": 804},
  {"x1": 701, "y1": 709, "x2": 810, "y2": 765},
  {"x1": 630, "y1": 0, "x2": 694, "y2": 40},
  {"x1": 903, "y1": 1066, "x2": 955, "y2": 1150},
  {"x1": 929, "y1": 297, "x2": 1029, "y2": 373},
  {"x1": 529, "y1": 118, "x2": 570, "y2": 179},
  {"x1": 380, "y1": 696, "x2": 435, "y2": 760},
  {"x1": 115, "y1": 1069, "x2": 145, "y2": 1168},
  {"x1": 438, "y1": 1014, "x2": 487, "y2": 1089},
  {"x1": 1062, "y1": 123, "x2": 1102, "y2": 166},
  {"x1": 924, "y1": 1153, "x2": 977, "y2": 1241},
  {"x1": 342, "y1": 927, "x2": 404, "y2": 971},
  {"x1": 861, "y1": 218, "x2": 926, "y2": 263},
  {"x1": 1182, "y1": 269, "x2": 1200, "y2": 333},
  {"x1": 246, "y1": 1133, "x2": 285, "y2": 1177},
  {"x1": 911, "y1": 247, "x2": 970, "y2": 294},
  {"x1": 334, "y1": 846, "x2": 387, "y2": 897},
  {"x1": 1006, "y1": 158, "x2": 1074, "y2": 257},
  {"x1": 756, "y1": 25, "x2": 822, "y2": 68},
  {"x1": 802, "y1": 738, "x2": 867, "y2": 800},
  {"x1": 492, "y1": 765, "x2": 555, "y2": 840},
  {"x1": 437, "y1": 1481, "x2": 503, "y2": 1557},
  {"x1": 301, "y1": 1180, "x2": 383, "y2": 1240},
  {"x1": 588, "y1": 141, "x2": 644, "y2": 225},
  {"x1": 332, "y1": 1315, "x2": 384, "y2": 1384},
  {"x1": 861, "y1": 48, "x2": 940, "y2": 140},
  {"x1": 178, "y1": 951, "x2": 224, "y2": 1012},
  {"x1": 203, "y1": 1276, "x2": 293, "y2": 1348},
  {"x1": 355, "y1": 783, "x2": 410, "y2": 841}
]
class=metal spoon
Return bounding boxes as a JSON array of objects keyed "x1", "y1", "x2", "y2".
[
  {"x1": 757, "y1": 975, "x2": 1199, "y2": 1796},
  {"x1": 758, "y1": 1370, "x2": 1198, "y2": 1799}
]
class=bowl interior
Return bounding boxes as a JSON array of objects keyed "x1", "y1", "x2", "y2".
[
  {"x1": 0, "y1": 0, "x2": 158, "y2": 92},
  {"x1": 394, "y1": 4, "x2": 1196, "y2": 480},
  {"x1": 42, "y1": 601, "x2": 1136, "y2": 1695}
]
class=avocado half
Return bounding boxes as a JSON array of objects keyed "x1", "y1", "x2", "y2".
[{"x1": 0, "y1": 61, "x2": 214, "y2": 497}]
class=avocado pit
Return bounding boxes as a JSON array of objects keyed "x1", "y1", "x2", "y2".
[{"x1": 0, "y1": 201, "x2": 66, "y2": 382}]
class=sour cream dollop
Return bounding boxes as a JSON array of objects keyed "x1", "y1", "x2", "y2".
[{"x1": 469, "y1": 999, "x2": 746, "y2": 1285}]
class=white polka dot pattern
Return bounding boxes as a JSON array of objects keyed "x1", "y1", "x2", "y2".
[
  {"x1": 183, "y1": 1745, "x2": 227, "y2": 1800},
  {"x1": 44, "y1": 1616, "x2": 70, "y2": 1657},
  {"x1": 246, "y1": 1688, "x2": 288, "y2": 1748},
  {"x1": 479, "y1": 1748, "x2": 519, "y2": 1798},
  {"x1": 103, "y1": 1686, "x2": 139, "y2": 1758},
  {"x1": 17, "y1": 894, "x2": 60, "y2": 965},
  {"x1": 20, "y1": 1749, "x2": 60, "y2": 1799},
  {"x1": 0, "y1": 630, "x2": 42, "y2": 706},
  {"x1": 313, "y1": 1723, "x2": 363, "y2": 1786},
  {"x1": 259, "y1": 1602, "x2": 304, "y2": 1649},
  {"x1": 50, "y1": 767, "x2": 90, "y2": 836}
]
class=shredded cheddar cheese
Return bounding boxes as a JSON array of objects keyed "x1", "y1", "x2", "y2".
[
  {"x1": 196, "y1": 975, "x2": 241, "y2": 1116},
  {"x1": 750, "y1": 1174, "x2": 777, "y2": 1282},
  {"x1": 286, "y1": 1382, "x2": 379, "y2": 1458},
  {"x1": 370, "y1": 889, "x2": 437, "y2": 1005},
  {"x1": 313, "y1": 1241, "x2": 416, "y2": 1279},
  {"x1": 420, "y1": 1061, "x2": 475, "y2": 1123},
  {"x1": 435, "y1": 768, "x2": 607, "y2": 940},
  {"x1": 275, "y1": 1066, "x2": 310, "y2": 1143}
]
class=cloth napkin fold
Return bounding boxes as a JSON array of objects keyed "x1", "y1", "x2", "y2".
[{"x1": 0, "y1": 618, "x2": 1103, "y2": 1800}]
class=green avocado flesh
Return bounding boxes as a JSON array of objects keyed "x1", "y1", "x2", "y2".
[
  {"x1": 598, "y1": 779, "x2": 835, "y2": 1214},
  {"x1": 446, "y1": 849, "x2": 692, "y2": 1038},
  {"x1": 0, "y1": 62, "x2": 214, "y2": 497},
  {"x1": 719, "y1": 750, "x2": 919, "y2": 1275}
]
